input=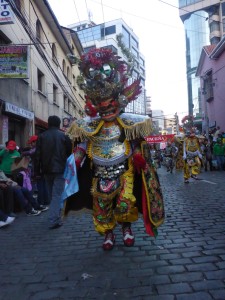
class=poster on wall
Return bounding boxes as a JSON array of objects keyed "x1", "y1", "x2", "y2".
[
  {"x1": 0, "y1": 45, "x2": 29, "y2": 78},
  {"x1": 62, "y1": 117, "x2": 72, "y2": 132}
]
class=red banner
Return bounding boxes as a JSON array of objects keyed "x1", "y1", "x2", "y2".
[{"x1": 145, "y1": 134, "x2": 175, "y2": 144}]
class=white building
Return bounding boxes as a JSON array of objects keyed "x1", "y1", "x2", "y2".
[
  {"x1": 0, "y1": 0, "x2": 85, "y2": 146},
  {"x1": 68, "y1": 18, "x2": 147, "y2": 115}
]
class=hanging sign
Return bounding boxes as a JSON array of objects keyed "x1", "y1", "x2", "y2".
[
  {"x1": 0, "y1": 0, "x2": 14, "y2": 24},
  {"x1": 0, "y1": 45, "x2": 29, "y2": 78},
  {"x1": 145, "y1": 134, "x2": 175, "y2": 144}
]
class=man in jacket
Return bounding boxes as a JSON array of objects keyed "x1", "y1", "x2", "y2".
[{"x1": 35, "y1": 115, "x2": 72, "y2": 229}]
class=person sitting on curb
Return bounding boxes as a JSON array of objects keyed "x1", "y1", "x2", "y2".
[
  {"x1": 0, "y1": 170, "x2": 47, "y2": 216},
  {"x1": 0, "y1": 209, "x2": 15, "y2": 228},
  {"x1": 0, "y1": 180, "x2": 16, "y2": 218}
]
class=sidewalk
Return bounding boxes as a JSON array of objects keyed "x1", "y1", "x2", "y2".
[{"x1": 1, "y1": 168, "x2": 225, "y2": 300}]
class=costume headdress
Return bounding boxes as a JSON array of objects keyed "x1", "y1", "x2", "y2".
[
  {"x1": 77, "y1": 48, "x2": 142, "y2": 117},
  {"x1": 181, "y1": 115, "x2": 196, "y2": 135}
]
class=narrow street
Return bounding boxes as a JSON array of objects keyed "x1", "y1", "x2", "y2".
[{"x1": 1, "y1": 168, "x2": 225, "y2": 300}]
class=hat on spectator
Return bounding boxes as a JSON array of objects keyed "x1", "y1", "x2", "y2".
[
  {"x1": 6, "y1": 140, "x2": 17, "y2": 151},
  {"x1": 28, "y1": 135, "x2": 38, "y2": 144}
]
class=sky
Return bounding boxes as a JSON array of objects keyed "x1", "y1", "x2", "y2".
[{"x1": 48, "y1": 0, "x2": 188, "y2": 119}]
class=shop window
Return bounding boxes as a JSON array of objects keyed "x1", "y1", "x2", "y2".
[{"x1": 37, "y1": 68, "x2": 45, "y2": 93}]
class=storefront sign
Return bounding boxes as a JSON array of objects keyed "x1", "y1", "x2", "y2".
[
  {"x1": 0, "y1": 45, "x2": 28, "y2": 78},
  {"x1": 5, "y1": 102, "x2": 34, "y2": 120},
  {"x1": 145, "y1": 134, "x2": 175, "y2": 144},
  {"x1": 0, "y1": 0, "x2": 14, "y2": 24}
]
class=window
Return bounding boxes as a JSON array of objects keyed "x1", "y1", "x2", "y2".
[
  {"x1": 140, "y1": 67, "x2": 145, "y2": 76},
  {"x1": 101, "y1": 25, "x2": 116, "y2": 37},
  {"x1": 37, "y1": 69, "x2": 45, "y2": 93},
  {"x1": 134, "y1": 60, "x2": 139, "y2": 69},
  {"x1": 102, "y1": 45, "x2": 118, "y2": 54},
  {"x1": 36, "y1": 20, "x2": 42, "y2": 42},
  {"x1": 84, "y1": 46, "x2": 96, "y2": 53},
  {"x1": 210, "y1": 21, "x2": 220, "y2": 32},
  {"x1": 53, "y1": 84, "x2": 58, "y2": 104},
  {"x1": 132, "y1": 47, "x2": 138, "y2": 58},
  {"x1": 222, "y1": 3, "x2": 225, "y2": 17},
  {"x1": 203, "y1": 71, "x2": 214, "y2": 102},
  {"x1": 122, "y1": 26, "x2": 130, "y2": 48},
  {"x1": 72, "y1": 75, "x2": 76, "y2": 90},
  {"x1": 52, "y1": 43, "x2": 57, "y2": 64},
  {"x1": 62, "y1": 59, "x2": 66, "y2": 74},
  {"x1": 131, "y1": 36, "x2": 138, "y2": 49},
  {"x1": 132, "y1": 70, "x2": 138, "y2": 80},
  {"x1": 64, "y1": 95, "x2": 68, "y2": 111},
  {"x1": 68, "y1": 100, "x2": 73, "y2": 114},
  {"x1": 140, "y1": 57, "x2": 145, "y2": 67},
  {"x1": 67, "y1": 66, "x2": 71, "y2": 81},
  {"x1": 77, "y1": 25, "x2": 101, "y2": 43}
]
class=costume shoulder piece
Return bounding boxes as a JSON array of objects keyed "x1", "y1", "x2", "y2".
[
  {"x1": 117, "y1": 113, "x2": 152, "y2": 140},
  {"x1": 67, "y1": 116, "x2": 104, "y2": 142}
]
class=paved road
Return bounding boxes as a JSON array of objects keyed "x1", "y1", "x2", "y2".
[{"x1": 1, "y1": 168, "x2": 225, "y2": 300}]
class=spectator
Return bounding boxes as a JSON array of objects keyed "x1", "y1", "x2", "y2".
[
  {"x1": 0, "y1": 209, "x2": 15, "y2": 228},
  {"x1": 0, "y1": 170, "x2": 42, "y2": 216},
  {"x1": 213, "y1": 138, "x2": 225, "y2": 170},
  {"x1": 202, "y1": 138, "x2": 213, "y2": 171},
  {"x1": 35, "y1": 115, "x2": 72, "y2": 229},
  {"x1": 0, "y1": 181, "x2": 15, "y2": 217},
  {"x1": 21, "y1": 135, "x2": 49, "y2": 211},
  {"x1": 213, "y1": 126, "x2": 221, "y2": 143},
  {"x1": 0, "y1": 140, "x2": 20, "y2": 177}
]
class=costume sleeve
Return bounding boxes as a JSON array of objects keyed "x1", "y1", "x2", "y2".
[{"x1": 74, "y1": 142, "x2": 87, "y2": 169}]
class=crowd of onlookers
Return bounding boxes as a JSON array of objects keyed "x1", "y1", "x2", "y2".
[
  {"x1": 0, "y1": 115, "x2": 72, "y2": 230},
  {"x1": 0, "y1": 136, "x2": 49, "y2": 228}
]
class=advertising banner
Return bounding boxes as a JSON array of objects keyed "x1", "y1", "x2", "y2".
[
  {"x1": 145, "y1": 134, "x2": 175, "y2": 144},
  {"x1": 0, "y1": 45, "x2": 29, "y2": 78}
]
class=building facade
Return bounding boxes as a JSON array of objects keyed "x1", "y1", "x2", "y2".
[
  {"x1": 0, "y1": 0, "x2": 85, "y2": 147},
  {"x1": 68, "y1": 18, "x2": 147, "y2": 115},
  {"x1": 196, "y1": 38, "x2": 225, "y2": 133},
  {"x1": 179, "y1": 0, "x2": 225, "y2": 117}
]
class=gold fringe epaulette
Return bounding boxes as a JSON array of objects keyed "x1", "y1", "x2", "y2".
[
  {"x1": 66, "y1": 119, "x2": 104, "y2": 142},
  {"x1": 117, "y1": 114, "x2": 152, "y2": 141}
]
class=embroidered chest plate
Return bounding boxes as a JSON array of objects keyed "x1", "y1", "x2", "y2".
[{"x1": 91, "y1": 123, "x2": 129, "y2": 165}]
